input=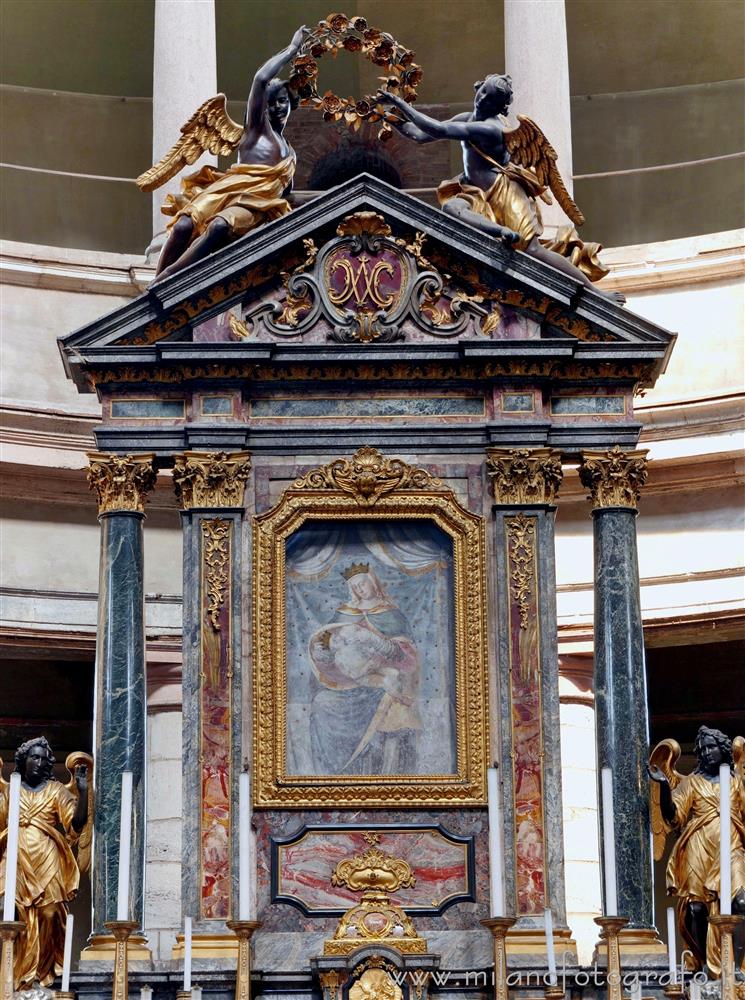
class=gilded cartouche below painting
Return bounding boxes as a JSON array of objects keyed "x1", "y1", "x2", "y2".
[{"x1": 285, "y1": 519, "x2": 456, "y2": 777}]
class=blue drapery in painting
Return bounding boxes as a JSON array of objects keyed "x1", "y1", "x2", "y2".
[{"x1": 285, "y1": 520, "x2": 456, "y2": 776}]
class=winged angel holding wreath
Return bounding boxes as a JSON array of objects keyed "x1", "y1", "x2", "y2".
[
  {"x1": 138, "y1": 26, "x2": 311, "y2": 280},
  {"x1": 648, "y1": 727, "x2": 745, "y2": 978},
  {"x1": 0, "y1": 738, "x2": 93, "y2": 990}
]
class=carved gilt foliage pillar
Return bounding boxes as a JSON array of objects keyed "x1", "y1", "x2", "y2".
[
  {"x1": 486, "y1": 448, "x2": 571, "y2": 939},
  {"x1": 87, "y1": 453, "x2": 156, "y2": 937},
  {"x1": 579, "y1": 447, "x2": 654, "y2": 931},
  {"x1": 173, "y1": 451, "x2": 251, "y2": 930}
]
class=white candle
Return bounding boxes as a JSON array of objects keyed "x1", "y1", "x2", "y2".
[
  {"x1": 116, "y1": 771, "x2": 133, "y2": 921},
  {"x1": 544, "y1": 907, "x2": 557, "y2": 986},
  {"x1": 600, "y1": 767, "x2": 618, "y2": 915},
  {"x1": 2, "y1": 773, "x2": 21, "y2": 921},
  {"x1": 238, "y1": 770, "x2": 250, "y2": 921},
  {"x1": 630, "y1": 976, "x2": 642, "y2": 1000},
  {"x1": 61, "y1": 913, "x2": 74, "y2": 992},
  {"x1": 183, "y1": 916, "x2": 192, "y2": 992},
  {"x1": 487, "y1": 766, "x2": 505, "y2": 917},
  {"x1": 666, "y1": 905, "x2": 677, "y2": 982},
  {"x1": 720, "y1": 763, "x2": 732, "y2": 915}
]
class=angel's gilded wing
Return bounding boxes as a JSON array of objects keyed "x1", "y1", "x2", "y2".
[
  {"x1": 734, "y1": 735, "x2": 744, "y2": 783},
  {"x1": 136, "y1": 94, "x2": 243, "y2": 193},
  {"x1": 649, "y1": 738, "x2": 683, "y2": 861},
  {"x1": 64, "y1": 751, "x2": 94, "y2": 874},
  {"x1": 504, "y1": 115, "x2": 585, "y2": 227}
]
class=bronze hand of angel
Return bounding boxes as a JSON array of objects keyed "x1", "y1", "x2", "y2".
[{"x1": 139, "y1": 27, "x2": 307, "y2": 281}]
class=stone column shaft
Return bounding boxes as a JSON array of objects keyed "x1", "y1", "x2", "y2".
[
  {"x1": 504, "y1": 0, "x2": 573, "y2": 230},
  {"x1": 87, "y1": 453, "x2": 156, "y2": 940},
  {"x1": 487, "y1": 449, "x2": 574, "y2": 958},
  {"x1": 151, "y1": 0, "x2": 217, "y2": 241},
  {"x1": 173, "y1": 451, "x2": 251, "y2": 946},
  {"x1": 580, "y1": 447, "x2": 655, "y2": 932}
]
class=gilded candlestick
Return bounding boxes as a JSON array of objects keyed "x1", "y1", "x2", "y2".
[
  {"x1": 54, "y1": 992, "x2": 76, "y2": 1000},
  {"x1": 481, "y1": 916, "x2": 516, "y2": 1000},
  {"x1": 226, "y1": 920, "x2": 260, "y2": 1000},
  {"x1": 661, "y1": 984, "x2": 685, "y2": 1000},
  {"x1": 104, "y1": 920, "x2": 139, "y2": 1000},
  {"x1": 0, "y1": 920, "x2": 24, "y2": 1000},
  {"x1": 710, "y1": 913, "x2": 744, "y2": 1000},
  {"x1": 594, "y1": 915, "x2": 631, "y2": 1000}
]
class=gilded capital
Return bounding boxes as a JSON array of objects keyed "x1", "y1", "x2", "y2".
[
  {"x1": 87, "y1": 452, "x2": 157, "y2": 514},
  {"x1": 579, "y1": 445, "x2": 649, "y2": 509},
  {"x1": 173, "y1": 450, "x2": 251, "y2": 509},
  {"x1": 486, "y1": 448, "x2": 563, "y2": 505}
]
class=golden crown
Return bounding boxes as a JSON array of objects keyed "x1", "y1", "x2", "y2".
[{"x1": 341, "y1": 562, "x2": 369, "y2": 580}]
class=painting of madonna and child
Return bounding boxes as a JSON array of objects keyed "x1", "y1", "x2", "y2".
[{"x1": 284, "y1": 519, "x2": 457, "y2": 778}]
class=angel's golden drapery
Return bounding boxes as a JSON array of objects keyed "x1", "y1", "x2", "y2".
[
  {"x1": 162, "y1": 155, "x2": 296, "y2": 239},
  {"x1": 0, "y1": 781, "x2": 82, "y2": 988},
  {"x1": 666, "y1": 772, "x2": 745, "y2": 975},
  {"x1": 437, "y1": 162, "x2": 608, "y2": 283}
]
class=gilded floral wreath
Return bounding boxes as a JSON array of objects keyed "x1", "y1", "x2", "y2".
[{"x1": 288, "y1": 12, "x2": 422, "y2": 140}]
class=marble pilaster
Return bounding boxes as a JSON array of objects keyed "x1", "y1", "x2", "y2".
[
  {"x1": 486, "y1": 448, "x2": 576, "y2": 963},
  {"x1": 504, "y1": 0, "x2": 573, "y2": 231},
  {"x1": 579, "y1": 447, "x2": 664, "y2": 959},
  {"x1": 173, "y1": 451, "x2": 251, "y2": 954},
  {"x1": 150, "y1": 0, "x2": 217, "y2": 247},
  {"x1": 86, "y1": 453, "x2": 156, "y2": 949}
]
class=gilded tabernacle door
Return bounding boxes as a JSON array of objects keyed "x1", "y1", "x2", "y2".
[{"x1": 252, "y1": 448, "x2": 488, "y2": 808}]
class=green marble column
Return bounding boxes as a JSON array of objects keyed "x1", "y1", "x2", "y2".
[
  {"x1": 87, "y1": 453, "x2": 156, "y2": 946},
  {"x1": 580, "y1": 447, "x2": 664, "y2": 959}
]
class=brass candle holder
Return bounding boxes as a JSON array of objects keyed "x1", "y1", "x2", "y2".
[
  {"x1": 176, "y1": 992, "x2": 192, "y2": 1000},
  {"x1": 481, "y1": 916, "x2": 517, "y2": 1000},
  {"x1": 226, "y1": 920, "x2": 261, "y2": 1000},
  {"x1": 661, "y1": 983, "x2": 685, "y2": 1000},
  {"x1": 709, "y1": 913, "x2": 744, "y2": 1000},
  {"x1": 54, "y1": 993, "x2": 77, "y2": 1000},
  {"x1": 594, "y1": 916, "x2": 631, "y2": 1000},
  {"x1": 104, "y1": 920, "x2": 139, "y2": 1000},
  {"x1": 0, "y1": 920, "x2": 24, "y2": 1000},
  {"x1": 544, "y1": 984, "x2": 565, "y2": 1000}
]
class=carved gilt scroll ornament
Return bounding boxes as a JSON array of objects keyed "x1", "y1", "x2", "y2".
[
  {"x1": 486, "y1": 448, "x2": 563, "y2": 506},
  {"x1": 294, "y1": 446, "x2": 443, "y2": 505},
  {"x1": 87, "y1": 452, "x2": 157, "y2": 515},
  {"x1": 579, "y1": 445, "x2": 648, "y2": 509},
  {"x1": 173, "y1": 450, "x2": 251, "y2": 509}
]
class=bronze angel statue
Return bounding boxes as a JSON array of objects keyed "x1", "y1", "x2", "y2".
[
  {"x1": 648, "y1": 726, "x2": 745, "y2": 978},
  {"x1": 138, "y1": 26, "x2": 310, "y2": 280},
  {"x1": 378, "y1": 73, "x2": 624, "y2": 303},
  {"x1": 0, "y1": 737, "x2": 93, "y2": 990}
]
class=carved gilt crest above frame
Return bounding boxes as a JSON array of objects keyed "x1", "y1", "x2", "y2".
[{"x1": 252, "y1": 448, "x2": 488, "y2": 808}]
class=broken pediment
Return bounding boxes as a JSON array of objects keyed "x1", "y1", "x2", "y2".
[{"x1": 59, "y1": 175, "x2": 675, "y2": 398}]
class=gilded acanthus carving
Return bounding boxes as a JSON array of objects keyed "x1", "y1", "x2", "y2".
[
  {"x1": 293, "y1": 446, "x2": 443, "y2": 505},
  {"x1": 331, "y1": 845, "x2": 416, "y2": 894},
  {"x1": 173, "y1": 451, "x2": 251, "y2": 509},
  {"x1": 579, "y1": 445, "x2": 649, "y2": 509},
  {"x1": 486, "y1": 448, "x2": 563, "y2": 505},
  {"x1": 87, "y1": 452, "x2": 157, "y2": 514},
  {"x1": 506, "y1": 512, "x2": 536, "y2": 631},
  {"x1": 202, "y1": 519, "x2": 231, "y2": 629}
]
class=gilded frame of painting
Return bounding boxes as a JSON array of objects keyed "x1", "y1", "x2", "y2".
[{"x1": 252, "y1": 448, "x2": 489, "y2": 808}]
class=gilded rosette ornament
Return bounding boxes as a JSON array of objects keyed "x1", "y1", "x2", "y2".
[
  {"x1": 579, "y1": 445, "x2": 649, "y2": 509},
  {"x1": 294, "y1": 446, "x2": 442, "y2": 505},
  {"x1": 173, "y1": 450, "x2": 251, "y2": 509},
  {"x1": 486, "y1": 447, "x2": 563, "y2": 505},
  {"x1": 323, "y1": 839, "x2": 427, "y2": 956},
  {"x1": 87, "y1": 452, "x2": 156, "y2": 514}
]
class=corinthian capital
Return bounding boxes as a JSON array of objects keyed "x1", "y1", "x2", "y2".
[
  {"x1": 173, "y1": 451, "x2": 251, "y2": 509},
  {"x1": 87, "y1": 452, "x2": 157, "y2": 514},
  {"x1": 486, "y1": 448, "x2": 563, "y2": 505},
  {"x1": 579, "y1": 445, "x2": 649, "y2": 509}
]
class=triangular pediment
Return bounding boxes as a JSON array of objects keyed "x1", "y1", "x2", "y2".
[{"x1": 59, "y1": 174, "x2": 675, "y2": 393}]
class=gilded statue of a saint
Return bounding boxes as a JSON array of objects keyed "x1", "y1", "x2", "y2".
[
  {"x1": 649, "y1": 726, "x2": 745, "y2": 978},
  {"x1": 137, "y1": 25, "x2": 311, "y2": 280},
  {"x1": 377, "y1": 73, "x2": 624, "y2": 303},
  {"x1": 0, "y1": 737, "x2": 93, "y2": 990}
]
